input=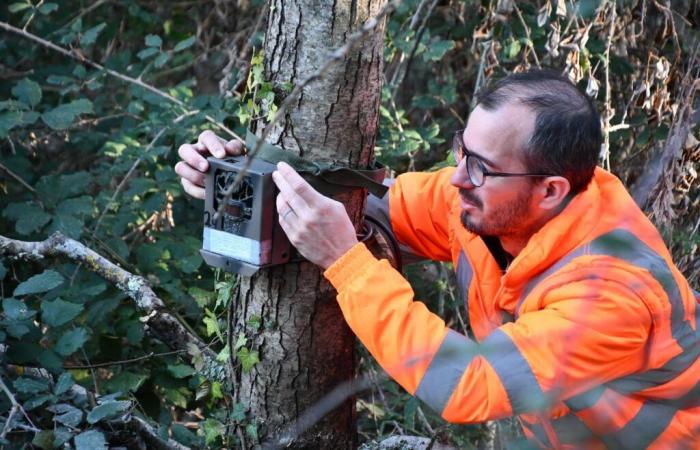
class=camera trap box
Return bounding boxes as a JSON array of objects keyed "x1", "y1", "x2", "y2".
[{"x1": 200, "y1": 156, "x2": 291, "y2": 276}]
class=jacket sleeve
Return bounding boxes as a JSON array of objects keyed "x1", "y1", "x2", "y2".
[
  {"x1": 388, "y1": 168, "x2": 457, "y2": 262},
  {"x1": 324, "y1": 244, "x2": 653, "y2": 423}
]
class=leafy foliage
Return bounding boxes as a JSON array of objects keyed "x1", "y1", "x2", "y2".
[{"x1": 0, "y1": 0, "x2": 698, "y2": 449}]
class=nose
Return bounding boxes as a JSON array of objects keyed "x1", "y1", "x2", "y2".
[{"x1": 450, "y1": 158, "x2": 475, "y2": 189}]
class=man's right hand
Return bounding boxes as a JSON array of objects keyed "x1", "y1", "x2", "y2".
[{"x1": 174, "y1": 130, "x2": 244, "y2": 199}]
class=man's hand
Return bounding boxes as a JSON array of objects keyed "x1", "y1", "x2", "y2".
[
  {"x1": 272, "y1": 162, "x2": 359, "y2": 269},
  {"x1": 174, "y1": 130, "x2": 244, "y2": 199}
]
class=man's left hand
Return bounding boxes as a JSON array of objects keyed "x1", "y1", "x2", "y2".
[{"x1": 272, "y1": 162, "x2": 358, "y2": 269}]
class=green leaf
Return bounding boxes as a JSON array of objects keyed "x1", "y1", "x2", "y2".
[
  {"x1": 14, "y1": 270, "x2": 64, "y2": 296},
  {"x1": 32, "y1": 430, "x2": 54, "y2": 450},
  {"x1": 55, "y1": 327, "x2": 88, "y2": 356},
  {"x1": 53, "y1": 428, "x2": 72, "y2": 447},
  {"x1": 14, "y1": 204, "x2": 51, "y2": 235},
  {"x1": 137, "y1": 47, "x2": 159, "y2": 60},
  {"x1": 56, "y1": 196, "x2": 93, "y2": 217},
  {"x1": 74, "y1": 430, "x2": 107, "y2": 450},
  {"x1": 173, "y1": 36, "x2": 196, "y2": 52},
  {"x1": 37, "y1": 350, "x2": 63, "y2": 373},
  {"x1": 41, "y1": 99, "x2": 94, "y2": 130},
  {"x1": 12, "y1": 79, "x2": 42, "y2": 108},
  {"x1": 236, "y1": 347, "x2": 260, "y2": 373},
  {"x1": 87, "y1": 400, "x2": 130, "y2": 424},
  {"x1": 47, "y1": 213, "x2": 84, "y2": 239},
  {"x1": 154, "y1": 52, "x2": 169, "y2": 68},
  {"x1": 54, "y1": 372, "x2": 74, "y2": 396},
  {"x1": 42, "y1": 298, "x2": 84, "y2": 327},
  {"x1": 49, "y1": 404, "x2": 83, "y2": 428},
  {"x1": 424, "y1": 40, "x2": 456, "y2": 61},
  {"x1": 8, "y1": 2, "x2": 31, "y2": 13},
  {"x1": 203, "y1": 419, "x2": 225, "y2": 446},
  {"x1": 167, "y1": 364, "x2": 195, "y2": 379},
  {"x1": 145, "y1": 34, "x2": 162, "y2": 47},
  {"x1": 80, "y1": 23, "x2": 106, "y2": 46},
  {"x1": 104, "y1": 372, "x2": 147, "y2": 393},
  {"x1": 3, "y1": 298, "x2": 36, "y2": 320},
  {"x1": 246, "y1": 423, "x2": 258, "y2": 440},
  {"x1": 38, "y1": 2, "x2": 58, "y2": 14},
  {"x1": 13, "y1": 377, "x2": 50, "y2": 394},
  {"x1": 0, "y1": 260, "x2": 5, "y2": 280},
  {"x1": 25, "y1": 394, "x2": 54, "y2": 411}
]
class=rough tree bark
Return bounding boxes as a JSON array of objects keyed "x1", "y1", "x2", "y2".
[{"x1": 231, "y1": 0, "x2": 387, "y2": 447}]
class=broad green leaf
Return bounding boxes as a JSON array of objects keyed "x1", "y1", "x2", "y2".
[
  {"x1": 8, "y1": 2, "x2": 31, "y2": 13},
  {"x1": 54, "y1": 372, "x2": 74, "y2": 395},
  {"x1": 13, "y1": 377, "x2": 49, "y2": 394},
  {"x1": 25, "y1": 394, "x2": 54, "y2": 410},
  {"x1": 74, "y1": 430, "x2": 107, "y2": 450},
  {"x1": 41, "y1": 298, "x2": 84, "y2": 327},
  {"x1": 3, "y1": 298, "x2": 36, "y2": 320},
  {"x1": 80, "y1": 23, "x2": 106, "y2": 46},
  {"x1": 203, "y1": 419, "x2": 225, "y2": 446},
  {"x1": 87, "y1": 400, "x2": 130, "y2": 424},
  {"x1": 38, "y1": 2, "x2": 58, "y2": 14},
  {"x1": 56, "y1": 196, "x2": 93, "y2": 217},
  {"x1": 154, "y1": 52, "x2": 169, "y2": 68},
  {"x1": 32, "y1": 430, "x2": 54, "y2": 450},
  {"x1": 47, "y1": 213, "x2": 84, "y2": 239},
  {"x1": 167, "y1": 364, "x2": 195, "y2": 379},
  {"x1": 104, "y1": 372, "x2": 147, "y2": 393},
  {"x1": 14, "y1": 270, "x2": 64, "y2": 296},
  {"x1": 35, "y1": 173, "x2": 90, "y2": 206},
  {"x1": 49, "y1": 404, "x2": 83, "y2": 427},
  {"x1": 246, "y1": 423, "x2": 258, "y2": 440},
  {"x1": 47, "y1": 75, "x2": 72, "y2": 86},
  {"x1": 55, "y1": 327, "x2": 88, "y2": 356},
  {"x1": 37, "y1": 349, "x2": 63, "y2": 373},
  {"x1": 173, "y1": 36, "x2": 196, "y2": 52},
  {"x1": 53, "y1": 428, "x2": 72, "y2": 447},
  {"x1": 6, "y1": 323, "x2": 30, "y2": 339},
  {"x1": 41, "y1": 99, "x2": 93, "y2": 130},
  {"x1": 507, "y1": 40, "x2": 522, "y2": 59},
  {"x1": 137, "y1": 47, "x2": 159, "y2": 60},
  {"x1": 12, "y1": 79, "x2": 42, "y2": 108},
  {"x1": 236, "y1": 347, "x2": 260, "y2": 373},
  {"x1": 144, "y1": 34, "x2": 162, "y2": 47},
  {"x1": 15, "y1": 204, "x2": 51, "y2": 235},
  {"x1": 0, "y1": 111, "x2": 37, "y2": 137},
  {"x1": 424, "y1": 40, "x2": 455, "y2": 61},
  {"x1": 0, "y1": 261, "x2": 3, "y2": 280}
]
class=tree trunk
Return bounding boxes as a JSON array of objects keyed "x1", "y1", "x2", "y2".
[{"x1": 231, "y1": 0, "x2": 387, "y2": 447}]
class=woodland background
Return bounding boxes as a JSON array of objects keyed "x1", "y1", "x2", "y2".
[{"x1": 0, "y1": 0, "x2": 699, "y2": 449}]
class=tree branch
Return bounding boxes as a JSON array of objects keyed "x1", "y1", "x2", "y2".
[{"x1": 0, "y1": 232, "x2": 230, "y2": 384}]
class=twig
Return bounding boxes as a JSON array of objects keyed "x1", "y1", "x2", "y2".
[
  {"x1": 66, "y1": 351, "x2": 187, "y2": 370},
  {"x1": 513, "y1": 2, "x2": 541, "y2": 67},
  {"x1": 0, "y1": 232, "x2": 229, "y2": 384},
  {"x1": 601, "y1": 1, "x2": 616, "y2": 171},
  {"x1": 0, "y1": 374, "x2": 37, "y2": 436},
  {"x1": 214, "y1": 0, "x2": 403, "y2": 222},
  {"x1": 0, "y1": 20, "x2": 241, "y2": 142},
  {"x1": 52, "y1": 0, "x2": 111, "y2": 35},
  {"x1": 0, "y1": 162, "x2": 37, "y2": 195},
  {"x1": 22, "y1": 0, "x2": 44, "y2": 31}
]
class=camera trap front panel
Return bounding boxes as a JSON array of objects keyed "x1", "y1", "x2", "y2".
[{"x1": 200, "y1": 156, "x2": 291, "y2": 275}]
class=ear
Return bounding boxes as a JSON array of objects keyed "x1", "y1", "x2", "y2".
[{"x1": 537, "y1": 176, "x2": 570, "y2": 210}]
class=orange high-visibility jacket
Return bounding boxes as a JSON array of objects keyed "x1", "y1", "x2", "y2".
[{"x1": 324, "y1": 167, "x2": 700, "y2": 449}]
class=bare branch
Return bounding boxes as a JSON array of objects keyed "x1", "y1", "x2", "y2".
[{"x1": 0, "y1": 232, "x2": 229, "y2": 384}]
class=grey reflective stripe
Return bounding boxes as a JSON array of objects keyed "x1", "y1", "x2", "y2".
[
  {"x1": 481, "y1": 329, "x2": 547, "y2": 413},
  {"x1": 601, "y1": 401, "x2": 677, "y2": 449},
  {"x1": 414, "y1": 330, "x2": 477, "y2": 414},
  {"x1": 565, "y1": 385, "x2": 606, "y2": 412},
  {"x1": 523, "y1": 414, "x2": 595, "y2": 446},
  {"x1": 455, "y1": 251, "x2": 473, "y2": 309}
]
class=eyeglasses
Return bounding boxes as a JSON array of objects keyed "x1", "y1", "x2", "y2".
[{"x1": 452, "y1": 130, "x2": 554, "y2": 187}]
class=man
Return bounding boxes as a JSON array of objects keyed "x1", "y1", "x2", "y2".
[{"x1": 176, "y1": 70, "x2": 699, "y2": 449}]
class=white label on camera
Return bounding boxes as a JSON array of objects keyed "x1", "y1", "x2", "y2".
[{"x1": 203, "y1": 228, "x2": 262, "y2": 265}]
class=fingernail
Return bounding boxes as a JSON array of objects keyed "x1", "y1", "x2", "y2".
[{"x1": 199, "y1": 162, "x2": 207, "y2": 171}]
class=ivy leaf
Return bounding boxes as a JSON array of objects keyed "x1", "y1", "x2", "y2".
[
  {"x1": 55, "y1": 327, "x2": 88, "y2": 356},
  {"x1": 54, "y1": 372, "x2": 74, "y2": 396},
  {"x1": 154, "y1": 52, "x2": 169, "y2": 68},
  {"x1": 236, "y1": 347, "x2": 260, "y2": 373},
  {"x1": 41, "y1": 298, "x2": 84, "y2": 327},
  {"x1": 167, "y1": 364, "x2": 195, "y2": 379},
  {"x1": 41, "y1": 99, "x2": 93, "y2": 130},
  {"x1": 3, "y1": 298, "x2": 36, "y2": 320},
  {"x1": 74, "y1": 430, "x2": 107, "y2": 450},
  {"x1": 87, "y1": 400, "x2": 130, "y2": 424},
  {"x1": 173, "y1": 36, "x2": 196, "y2": 52},
  {"x1": 144, "y1": 34, "x2": 162, "y2": 47},
  {"x1": 14, "y1": 270, "x2": 64, "y2": 296},
  {"x1": 12, "y1": 79, "x2": 42, "y2": 108},
  {"x1": 49, "y1": 404, "x2": 83, "y2": 428},
  {"x1": 80, "y1": 23, "x2": 106, "y2": 47},
  {"x1": 38, "y1": 2, "x2": 58, "y2": 14},
  {"x1": 13, "y1": 377, "x2": 50, "y2": 394}
]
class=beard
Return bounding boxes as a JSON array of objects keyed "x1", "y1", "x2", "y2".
[{"x1": 459, "y1": 188, "x2": 533, "y2": 237}]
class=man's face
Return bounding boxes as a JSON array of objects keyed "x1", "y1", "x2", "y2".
[{"x1": 449, "y1": 103, "x2": 541, "y2": 238}]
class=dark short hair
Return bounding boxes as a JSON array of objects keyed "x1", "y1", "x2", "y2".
[{"x1": 476, "y1": 69, "x2": 602, "y2": 195}]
